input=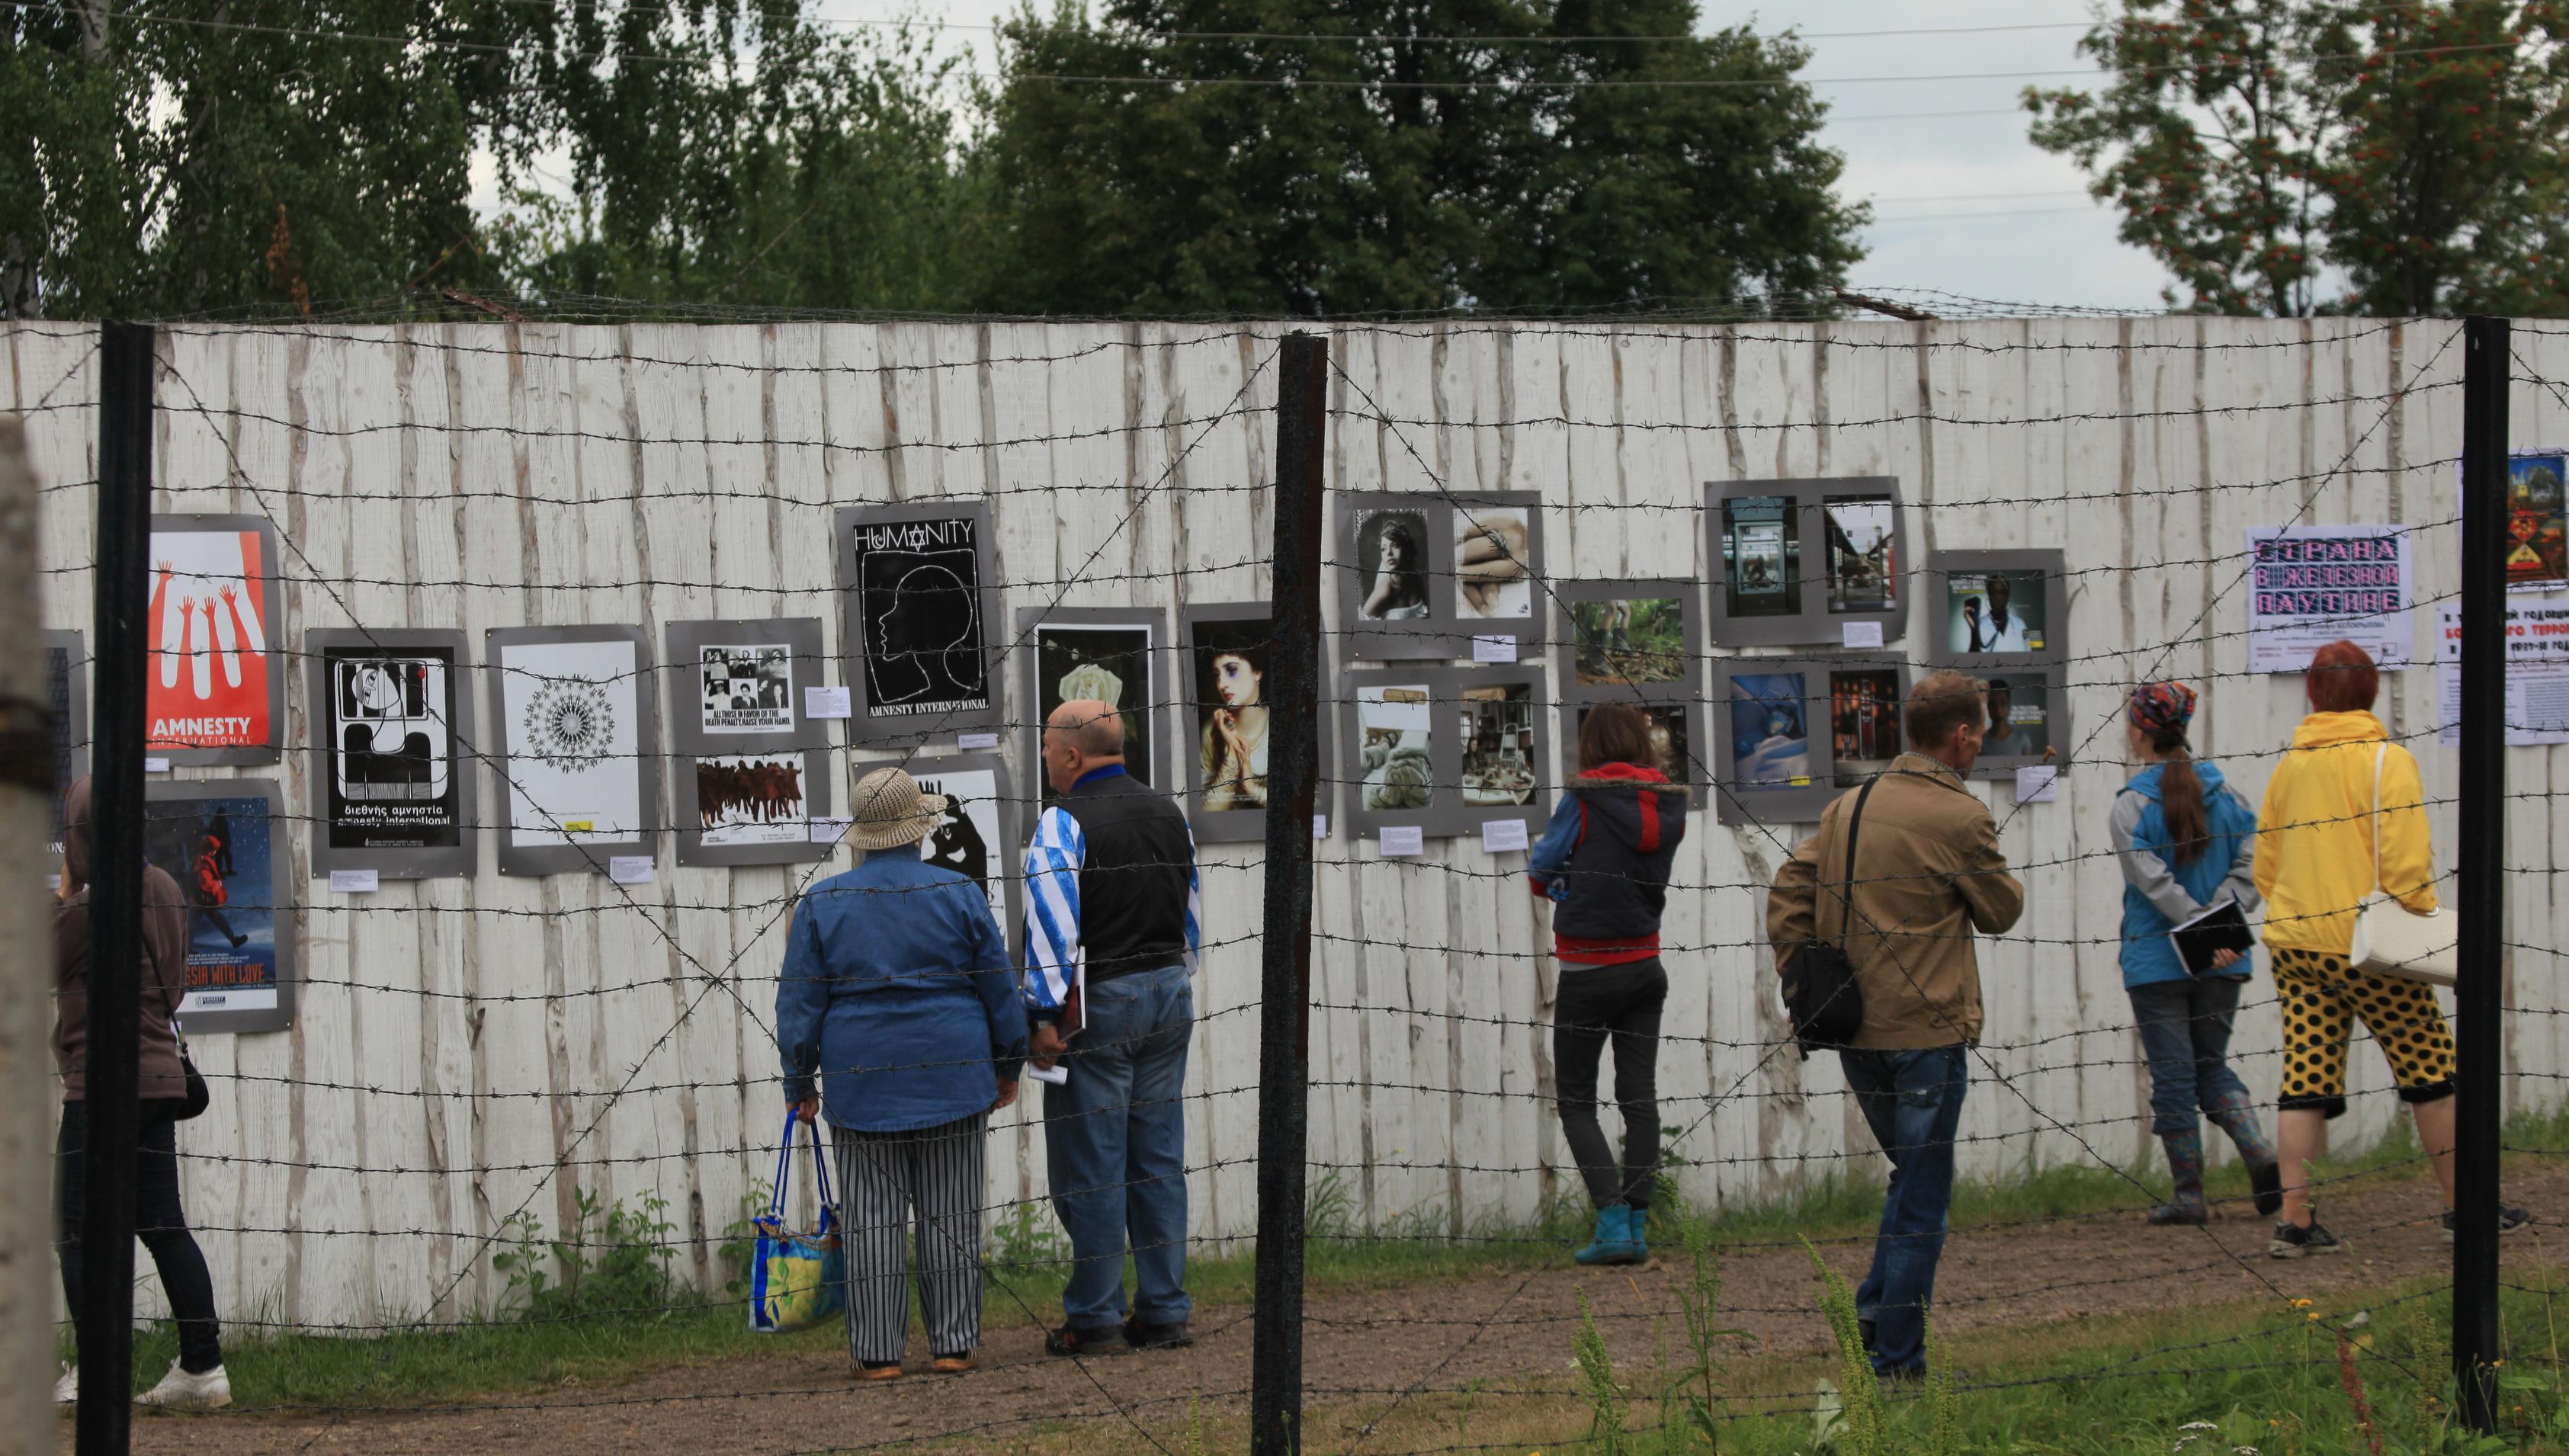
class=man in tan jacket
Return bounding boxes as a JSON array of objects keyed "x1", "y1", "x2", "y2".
[{"x1": 1766, "y1": 670, "x2": 2023, "y2": 1383}]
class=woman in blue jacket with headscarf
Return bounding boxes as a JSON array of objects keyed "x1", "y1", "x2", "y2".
[{"x1": 2113, "y1": 681, "x2": 2281, "y2": 1225}]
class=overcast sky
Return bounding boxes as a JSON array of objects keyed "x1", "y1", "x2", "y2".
[{"x1": 514, "y1": 1, "x2": 2177, "y2": 312}]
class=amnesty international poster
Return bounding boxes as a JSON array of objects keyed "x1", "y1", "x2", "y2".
[{"x1": 2246, "y1": 525, "x2": 2414, "y2": 673}]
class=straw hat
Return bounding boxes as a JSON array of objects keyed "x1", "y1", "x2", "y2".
[{"x1": 845, "y1": 766, "x2": 949, "y2": 851}]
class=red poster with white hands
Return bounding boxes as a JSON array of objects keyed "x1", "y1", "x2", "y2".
[{"x1": 147, "y1": 525, "x2": 277, "y2": 754}]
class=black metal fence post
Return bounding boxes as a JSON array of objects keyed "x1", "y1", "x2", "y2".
[
  {"x1": 1250, "y1": 332, "x2": 1327, "y2": 1456},
  {"x1": 79, "y1": 321, "x2": 156, "y2": 1452},
  {"x1": 2455, "y1": 315, "x2": 2510, "y2": 1432}
]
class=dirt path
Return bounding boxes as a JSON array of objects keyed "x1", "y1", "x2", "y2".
[{"x1": 104, "y1": 1164, "x2": 2568, "y2": 1454}]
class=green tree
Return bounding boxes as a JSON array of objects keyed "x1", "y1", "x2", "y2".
[
  {"x1": 970, "y1": 0, "x2": 1865, "y2": 316},
  {"x1": 2025, "y1": 0, "x2": 2569, "y2": 316}
]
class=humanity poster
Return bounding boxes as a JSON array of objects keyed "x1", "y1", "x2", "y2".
[
  {"x1": 850, "y1": 512, "x2": 993, "y2": 726},
  {"x1": 146, "y1": 787, "x2": 287, "y2": 1029},
  {"x1": 147, "y1": 518, "x2": 283, "y2": 761},
  {"x1": 322, "y1": 646, "x2": 464, "y2": 854}
]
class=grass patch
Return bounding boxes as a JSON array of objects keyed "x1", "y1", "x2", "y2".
[{"x1": 112, "y1": 1107, "x2": 2569, "y2": 1413}]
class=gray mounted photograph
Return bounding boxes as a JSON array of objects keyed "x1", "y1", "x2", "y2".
[
  {"x1": 1336, "y1": 492, "x2": 1454, "y2": 661},
  {"x1": 1705, "y1": 478, "x2": 1907, "y2": 648},
  {"x1": 1017, "y1": 605, "x2": 1169, "y2": 813},
  {"x1": 305, "y1": 627, "x2": 479, "y2": 880},
  {"x1": 1713, "y1": 658, "x2": 1837, "y2": 826},
  {"x1": 1181, "y1": 601, "x2": 1334, "y2": 844}
]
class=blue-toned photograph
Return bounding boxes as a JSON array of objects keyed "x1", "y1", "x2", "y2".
[
  {"x1": 144, "y1": 791, "x2": 281, "y2": 1018},
  {"x1": 1729, "y1": 672, "x2": 1811, "y2": 791}
]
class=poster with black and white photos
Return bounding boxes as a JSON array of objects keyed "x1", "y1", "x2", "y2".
[
  {"x1": 1336, "y1": 492, "x2": 1457, "y2": 661},
  {"x1": 306, "y1": 628, "x2": 478, "y2": 879},
  {"x1": 486, "y1": 625, "x2": 660, "y2": 876},
  {"x1": 664, "y1": 618, "x2": 829, "y2": 759},
  {"x1": 836, "y1": 502, "x2": 1004, "y2": 743},
  {"x1": 902, "y1": 752, "x2": 1018, "y2": 955}
]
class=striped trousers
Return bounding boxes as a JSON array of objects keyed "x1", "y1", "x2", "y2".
[{"x1": 830, "y1": 1113, "x2": 988, "y2": 1365}]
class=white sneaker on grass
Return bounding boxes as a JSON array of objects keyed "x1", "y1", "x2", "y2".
[
  {"x1": 52, "y1": 1364, "x2": 75, "y2": 1406},
  {"x1": 133, "y1": 1360, "x2": 229, "y2": 1411}
]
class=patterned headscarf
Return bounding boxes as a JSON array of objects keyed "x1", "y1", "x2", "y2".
[{"x1": 2128, "y1": 680, "x2": 2197, "y2": 736}]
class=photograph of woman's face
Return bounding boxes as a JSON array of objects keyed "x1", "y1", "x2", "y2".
[
  {"x1": 1357, "y1": 508, "x2": 1433, "y2": 622},
  {"x1": 1214, "y1": 653, "x2": 1262, "y2": 707}
]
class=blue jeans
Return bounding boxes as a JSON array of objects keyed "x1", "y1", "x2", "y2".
[
  {"x1": 1839, "y1": 1044, "x2": 1970, "y2": 1377},
  {"x1": 2127, "y1": 977, "x2": 2250, "y2": 1136},
  {"x1": 1045, "y1": 964, "x2": 1192, "y2": 1328}
]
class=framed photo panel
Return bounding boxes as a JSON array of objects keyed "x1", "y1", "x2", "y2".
[
  {"x1": 1824, "y1": 662, "x2": 1911, "y2": 788},
  {"x1": 146, "y1": 777, "x2": 295, "y2": 1034},
  {"x1": 675, "y1": 748, "x2": 832, "y2": 868},
  {"x1": 146, "y1": 513, "x2": 287, "y2": 765},
  {"x1": 1179, "y1": 603, "x2": 1335, "y2": 844},
  {"x1": 1015, "y1": 606, "x2": 1169, "y2": 814},
  {"x1": 1551, "y1": 579, "x2": 1705, "y2": 793},
  {"x1": 1341, "y1": 665, "x2": 1553, "y2": 842},
  {"x1": 666, "y1": 617, "x2": 836, "y2": 868},
  {"x1": 1336, "y1": 492, "x2": 1454, "y2": 661},
  {"x1": 1447, "y1": 492, "x2": 1546, "y2": 643},
  {"x1": 44, "y1": 629, "x2": 86, "y2": 858},
  {"x1": 304, "y1": 627, "x2": 479, "y2": 880},
  {"x1": 835, "y1": 502, "x2": 1004, "y2": 743},
  {"x1": 486, "y1": 624, "x2": 662, "y2": 876},
  {"x1": 1713, "y1": 659, "x2": 1836, "y2": 826},
  {"x1": 1964, "y1": 665, "x2": 2064, "y2": 781},
  {"x1": 1705, "y1": 479, "x2": 1907, "y2": 647},
  {"x1": 900, "y1": 752, "x2": 1022, "y2": 960},
  {"x1": 1924, "y1": 550, "x2": 2066, "y2": 670}
]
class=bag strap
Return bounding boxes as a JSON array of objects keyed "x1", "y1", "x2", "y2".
[
  {"x1": 768, "y1": 1111, "x2": 836, "y2": 1232},
  {"x1": 2369, "y1": 742, "x2": 2388, "y2": 898},
  {"x1": 1827, "y1": 778, "x2": 1880, "y2": 945}
]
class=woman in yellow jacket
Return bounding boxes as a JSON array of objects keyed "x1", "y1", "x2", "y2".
[{"x1": 2253, "y1": 640, "x2": 2528, "y2": 1257}]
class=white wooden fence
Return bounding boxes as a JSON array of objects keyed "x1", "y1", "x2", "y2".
[{"x1": 7, "y1": 315, "x2": 2561, "y2": 1333}]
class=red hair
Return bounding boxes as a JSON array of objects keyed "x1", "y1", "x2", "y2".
[{"x1": 2306, "y1": 640, "x2": 2380, "y2": 713}]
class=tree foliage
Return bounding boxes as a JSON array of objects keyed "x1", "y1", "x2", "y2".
[
  {"x1": 971, "y1": 0, "x2": 1865, "y2": 316},
  {"x1": 2025, "y1": 0, "x2": 2569, "y2": 316},
  {"x1": 2, "y1": 0, "x2": 1862, "y2": 319}
]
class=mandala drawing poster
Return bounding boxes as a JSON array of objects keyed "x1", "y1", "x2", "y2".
[
  {"x1": 487, "y1": 625, "x2": 659, "y2": 875},
  {"x1": 837, "y1": 502, "x2": 1003, "y2": 743},
  {"x1": 306, "y1": 627, "x2": 478, "y2": 879},
  {"x1": 146, "y1": 514, "x2": 287, "y2": 765}
]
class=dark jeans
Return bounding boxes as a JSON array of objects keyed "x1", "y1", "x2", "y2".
[
  {"x1": 1553, "y1": 957, "x2": 1667, "y2": 1211},
  {"x1": 57, "y1": 1099, "x2": 223, "y2": 1373},
  {"x1": 2128, "y1": 976, "x2": 2252, "y2": 1137},
  {"x1": 1044, "y1": 964, "x2": 1192, "y2": 1329},
  {"x1": 1840, "y1": 1044, "x2": 1970, "y2": 1377}
]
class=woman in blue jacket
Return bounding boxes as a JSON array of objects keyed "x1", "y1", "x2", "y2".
[
  {"x1": 1527, "y1": 703, "x2": 1689, "y2": 1265},
  {"x1": 2114, "y1": 682, "x2": 2281, "y2": 1225},
  {"x1": 779, "y1": 767, "x2": 1027, "y2": 1378}
]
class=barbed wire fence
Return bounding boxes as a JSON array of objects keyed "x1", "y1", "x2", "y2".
[{"x1": 5, "y1": 309, "x2": 2555, "y2": 1453}]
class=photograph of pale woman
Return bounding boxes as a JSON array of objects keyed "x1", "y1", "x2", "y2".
[{"x1": 1199, "y1": 641, "x2": 1268, "y2": 810}]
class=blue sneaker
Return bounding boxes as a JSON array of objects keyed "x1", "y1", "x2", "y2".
[{"x1": 1624, "y1": 1204, "x2": 1652, "y2": 1262}]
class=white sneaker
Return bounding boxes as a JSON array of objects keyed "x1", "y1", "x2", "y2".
[
  {"x1": 52, "y1": 1364, "x2": 75, "y2": 1406},
  {"x1": 133, "y1": 1360, "x2": 230, "y2": 1411}
]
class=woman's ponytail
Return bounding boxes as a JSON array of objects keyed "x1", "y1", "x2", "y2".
[{"x1": 2154, "y1": 729, "x2": 2209, "y2": 866}]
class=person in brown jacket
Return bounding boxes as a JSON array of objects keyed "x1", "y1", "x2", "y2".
[
  {"x1": 52, "y1": 775, "x2": 230, "y2": 1409},
  {"x1": 1766, "y1": 671, "x2": 2024, "y2": 1382}
]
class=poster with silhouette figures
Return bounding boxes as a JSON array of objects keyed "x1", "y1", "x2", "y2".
[
  {"x1": 837, "y1": 502, "x2": 1003, "y2": 743},
  {"x1": 486, "y1": 625, "x2": 661, "y2": 877},
  {"x1": 146, "y1": 778, "x2": 294, "y2": 1034},
  {"x1": 905, "y1": 754, "x2": 1016, "y2": 945},
  {"x1": 146, "y1": 515, "x2": 287, "y2": 765},
  {"x1": 43, "y1": 630, "x2": 85, "y2": 861},
  {"x1": 306, "y1": 628, "x2": 478, "y2": 879},
  {"x1": 695, "y1": 755, "x2": 809, "y2": 845}
]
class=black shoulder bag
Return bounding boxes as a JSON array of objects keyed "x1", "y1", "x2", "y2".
[
  {"x1": 1781, "y1": 777, "x2": 1876, "y2": 1060},
  {"x1": 142, "y1": 932, "x2": 210, "y2": 1121}
]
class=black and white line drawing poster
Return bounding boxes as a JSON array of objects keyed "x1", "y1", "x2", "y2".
[
  {"x1": 908, "y1": 759, "x2": 1009, "y2": 930},
  {"x1": 694, "y1": 752, "x2": 809, "y2": 846},
  {"x1": 499, "y1": 637, "x2": 646, "y2": 848},
  {"x1": 840, "y1": 503, "x2": 1001, "y2": 739},
  {"x1": 306, "y1": 628, "x2": 477, "y2": 879},
  {"x1": 700, "y1": 644, "x2": 794, "y2": 733}
]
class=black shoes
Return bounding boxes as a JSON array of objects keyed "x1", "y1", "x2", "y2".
[
  {"x1": 2248, "y1": 1161, "x2": 2285, "y2": 1220},
  {"x1": 1044, "y1": 1323, "x2": 1129, "y2": 1358},
  {"x1": 2442, "y1": 1204, "x2": 2533, "y2": 1243},
  {"x1": 2269, "y1": 1218, "x2": 2346, "y2": 1259},
  {"x1": 1124, "y1": 1317, "x2": 1195, "y2": 1351}
]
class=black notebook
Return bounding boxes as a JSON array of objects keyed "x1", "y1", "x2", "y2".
[{"x1": 2169, "y1": 898, "x2": 2256, "y2": 977}]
